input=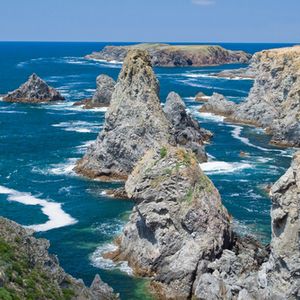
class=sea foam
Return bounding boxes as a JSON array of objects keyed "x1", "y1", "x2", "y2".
[
  {"x1": 0, "y1": 185, "x2": 77, "y2": 232},
  {"x1": 200, "y1": 161, "x2": 252, "y2": 174}
]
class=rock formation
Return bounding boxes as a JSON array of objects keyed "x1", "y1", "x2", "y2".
[
  {"x1": 194, "y1": 151, "x2": 300, "y2": 299},
  {"x1": 164, "y1": 91, "x2": 212, "y2": 161},
  {"x1": 200, "y1": 92, "x2": 237, "y2": 116},
  {"x1": 3, "y1": 73, "x2": 65, "y2": 103},
  {"x1": 74, "y1": 74, "x2": 116, "y2": 109},
  {"x1": 0, "y1": 217, "x2": 119, "y2": 300},
  {"x1": 108, "y1": 146, "x2": 232, "y2": 299},
  {"x1": 232, "y1": 46, "x2": 300, "y2": 146},
  {"x1": 75, "y1": 49, "x2": 173, "y2": 180},
  {"x1": 86, "y1": 43, "x2": 251, "y2": 67},
  {"x1": 195, "y1": 92, "x2": 209, "y2": 102}
]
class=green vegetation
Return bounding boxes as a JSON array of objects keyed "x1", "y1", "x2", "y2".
[
  {"x1": 159, "y1": 147, "x2": 168, "y2": 159},
  {"x1": 0, "y1": 238, "x2": 75, "y2": 300}
]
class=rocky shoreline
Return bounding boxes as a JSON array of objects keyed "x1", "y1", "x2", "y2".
[{"x1": 86, "y1": 43, "x2": 251, "y2": 67}]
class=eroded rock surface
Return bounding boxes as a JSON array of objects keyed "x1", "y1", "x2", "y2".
[
  {"x1": 232, "y1": 46, "x2": 300, "y2": 146},
  {"x1": 0, "y1": 217, "x2": 119, "y2": 300},
  {"x1": 111, "y1": 146, "x2": 232, "y2": 299},
  {"x1": 86, "y1": 43, "x2": 251, "y2": 67},
  {"x1": 164, "y1": 91, "x2": 211, "y2": 161},
  {"x1": 3, "y1": 73, "x2": 65, "y2": 103},
  {"x1": 75, "y1": 49, "x2": 173, "y2": 180}
]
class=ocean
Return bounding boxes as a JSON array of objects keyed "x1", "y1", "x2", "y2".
[{"x1": 0, "y1": 42, "x2": 296, "y2": 299}]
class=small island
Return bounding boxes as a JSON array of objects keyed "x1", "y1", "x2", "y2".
[{"x1": 86, "y1": 43, "x2": 252, "y2": 67}]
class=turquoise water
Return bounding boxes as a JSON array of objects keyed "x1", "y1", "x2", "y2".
[{"x1": 0, "y1": 42, "x2": 296, "y2": 299}]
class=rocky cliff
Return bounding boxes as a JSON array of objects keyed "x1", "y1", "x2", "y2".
[
  {"x1": 3, "y1": 73, "x2": 65, "y2": 103},
  {"x1": 0, "y1": 217, "x2": 118, "y2": 300},
  {"x1": 75, "y1": 49, "x2": 173, "y2": 180},
  {"x1": 232, "y1": 46, "x2": 300, "y2": 146},
  {"x1": 86, "y1": 43, "x2": 251, "y2": 67},
  {"x1": 107, "y1": 146, "x2": 232, "y2": 299}
]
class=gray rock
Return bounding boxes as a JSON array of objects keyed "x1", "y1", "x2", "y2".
[
  {"x1": 3, "y1": 73, "x2": 65, "y2": 103},
  {"x1": 75, "y1": 49, "x2": 173, "y2": 180},
  {"x1": 91, "y1": 74, "x2": 116, "y2": 106},
  {"x1": 86, "y1": 43, "x2": 251, "y2": 67},
  {"x1": 232, "y1": 46, "x2": 300, "y2": 146},
  {"x1": 200, "y1": 92, "x2": 237, "y2": 116},
  {"x1": 111, "y1": 146, "x2": 232, "y2": 299},
  {"x1": 164, "y1": 91, "x2": 211, "y2": 162},
  {"x1": 0, "y1": 217, "x2": 119, "y2": 300}
]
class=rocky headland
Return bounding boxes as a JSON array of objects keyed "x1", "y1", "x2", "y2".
[
  {"x1": 0, "y1": 217, "x2": 118, "y2": 300},
  {"x1": 86, "y1": 43, "x2": 251, "y2": 67},
  {"x1": 200, "y1": 46, "x2": 300, "y2": 147},
  {"x1": 74, "y1": 74, "x2": 116, "y2": 109},
  {"x1": 3, "y1": 73, "x2": 65, "y2": 103},
  {"x1": 75, "y1": 49, "x2": 209, "y2": 181}
]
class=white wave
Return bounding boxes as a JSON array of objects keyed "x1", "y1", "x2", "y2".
[
  {"x1": 52, "y1": 121, "x2": 102, "y2": 133},
  {"x1": 184, "y1": 73, "x2": 253, "y2": 81},
  {"x1": 195, "y1": 111, "x2": 225, "y2": 122},
  {"x1": 0, "y1": 110, "x2": 27, "y2": 114},
  {"x1": 47, "y1": 101, "x2": 108, "y2": 113},
  {"x1": 32, "y1": 158, "x2": 77, "y2": 176},
  {"x1": 200, "y1": 161, "x2": 252, "y2": 174},
  {"x1": 90, "y1": 243, "x2": 133, "y2": 276},
  {"x1": 75, "y1": 140, "x2": 95, "y2": 153},
  {"x1": 0, "y1": 185, "x2": 77, "y2": 232},
  {"x1": 229, "y1": 125, "x2": 284, "y2": 153}
]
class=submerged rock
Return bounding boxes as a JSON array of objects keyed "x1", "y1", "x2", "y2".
[
  {"x1": 0, "y1": 217, "x2": 119, "y2": 300},
  {"x1": 231, "y1": 46, "x2": 300, "y2": 146},
  {"x1": 3, "y1": 73, "x2": 65, "y2": 103},
  {"x1": 164, "y1": 91, "x2": 211, "y2": 161},
  {"x1": 200, "y1": 92, "x2": 237, "y2": 116},
  {"x1": 110, "y1": 146, "x2": 232, "y2": 298},
  {"x1": 75, "y1": 49, "x2": 173, "y2": 180},
  {"x1": 86, "y1": 43, "x2": 251, "y2": 67},
  {"x1": 195, "y1": 91, "x2": 209, "y2": 102}
]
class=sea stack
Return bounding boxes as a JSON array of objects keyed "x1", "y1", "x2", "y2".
[
  {"x1": 0, "y1": 217, "x2": 119, "y2": 300},
  {"x1": 231, "y1": 46, "x2": 300, "y2": 146},
  {"x1": 3, "y1": 73, "x2": 65, "y2": 103},
  {"x1": 75, "y1": 49, "x2": 173, "y2": 180},
  {"x1": 108, "y1": 146, "x2": 232, "y2": 298},
  {"x1": 76, "y1": 74, "x2": 116, "y2": 109},
  {"x1": 164, "y1": 91, "x2": 212, "y2": 161}
]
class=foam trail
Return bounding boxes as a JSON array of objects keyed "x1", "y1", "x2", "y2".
[
  {"x1": 229, "y1": 125, "x2": 284, "y2": 153},
  {"x1": 200, "y1": 161, "x2": 252, "y2": 174},
  {"x1": 0, "y1": 185, "x2": 77, "y2": 232}
]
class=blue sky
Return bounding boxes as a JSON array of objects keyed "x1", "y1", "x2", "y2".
[{"x1": 1, "y1": 0, "x2": 299, "y2": 42}]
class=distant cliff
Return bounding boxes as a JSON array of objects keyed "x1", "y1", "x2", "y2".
[{"x1": 86, "y1": 43, "x2": 251, "y2": 67}]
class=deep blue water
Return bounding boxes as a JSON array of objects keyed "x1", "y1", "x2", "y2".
[{"x1": 0, "y1": 42, "x2": 296, "y2": 299}]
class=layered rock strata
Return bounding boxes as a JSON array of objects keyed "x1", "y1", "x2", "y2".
[
  {"x1": 0, "y1": 217, "x2": 118, "y2": 300},
  {"x1": 86, "y1": 43, "x2": 251, "y2": 67},
  {"x1": 3, "y1": 73, "x2": 65, "y2": 103}
]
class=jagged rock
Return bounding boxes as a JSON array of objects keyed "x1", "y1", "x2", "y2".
[
  {"x1": 75, "y1": 49, "x2": 173, "y2": 180},
  {"x1": 210, "y1": 67, "x2": 256, "y2": 80},
  {"x1": 0, "y1": 217, "x2": 119, "y2": 300},
  {"x1": 86, "y1": 43, "x2": 251, "y2": 67},
  {"x1": 231, "y1": 46, "x2": 300, "y2": 146},
  {"x1": 164, "y1": 91, "x2": 211, "y2": 161},
  {"x1": 91, "y1": 74, "x2": 116, "y2": 106},
  {"x1": 200, "y1": 92, "x2": 237, "y2": 116},
  {"x1": 3, "y1": 73, "x2": 65, "y2": 103},
  {"x1": 193, "y1": 151, "x2": 300, "y2": 300},
  {"x1": 108, "y1": 146, "x2": 232, "y2": 299}
]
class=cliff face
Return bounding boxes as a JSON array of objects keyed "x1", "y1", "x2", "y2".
[
  {"x1": 111, "y1": 146, "x2": 232, "y2": 299},
  {"x1": 233, "y1": 46, "x2": 300, "y2": 146},
  {"x1": 86, "y1": 43, "x2": 251, "y2": 67},
  {"x1": 3, "y1": 73, "x2": 65, "y2": 103},
  {"x1": 75, "y1": 49, "x2": 173, "y2": 180},
  {"x1": 0, "y1": 217, "x2": 118, "y2": 300}
]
